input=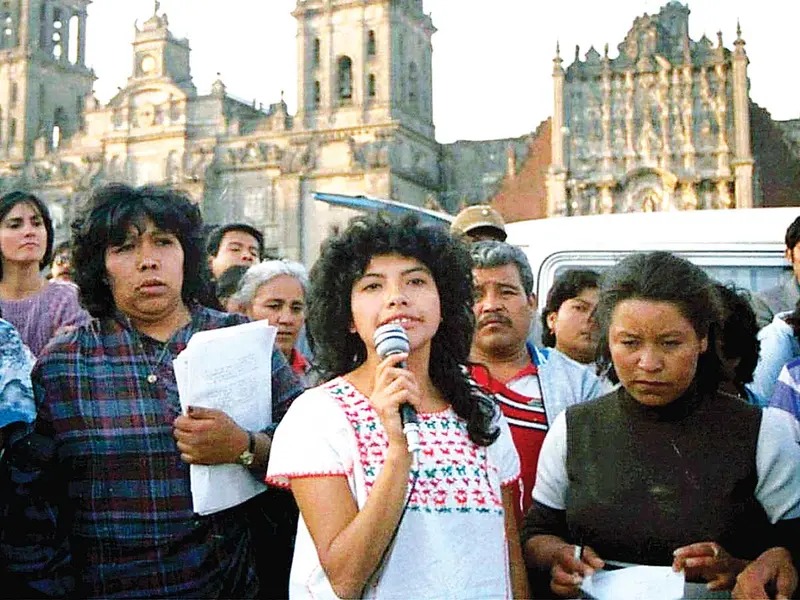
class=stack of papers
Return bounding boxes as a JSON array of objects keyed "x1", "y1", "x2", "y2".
[{"x1": 173, "y1": 320, "x2": 277, "y2": 515}]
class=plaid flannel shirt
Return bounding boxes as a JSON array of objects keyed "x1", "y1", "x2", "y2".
[{"x1": 1, "y1": 305, "x2": 303, "y2": 598}]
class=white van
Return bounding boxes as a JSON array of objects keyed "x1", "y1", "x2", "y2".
[
  {"x1": 312, "y1": 192, "x2": 798, "y2": 299},
  {"x1": 504, "y1": 207, "x2": 800, "y2": 302}
]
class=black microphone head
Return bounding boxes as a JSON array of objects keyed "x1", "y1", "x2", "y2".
[{"x1": 373, "y1": 323, "x2": 410, "y2": 359}]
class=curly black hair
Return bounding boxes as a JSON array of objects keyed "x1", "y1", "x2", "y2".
[
  {"x1": 307, "y1": 212, "x2": 499, "y2": 446},
  {"x1": 594, "y1": 251, "x2": 726, "y2": 396},
  {"x1": 71, "y1": 183, "x2": 217, "y2": 318},
  {"x1": 540, "y1": 269, "x2": 600, "y2": 347},
  {"x1": 0, "y1": 191, "x2": 55, "y2": 277}
]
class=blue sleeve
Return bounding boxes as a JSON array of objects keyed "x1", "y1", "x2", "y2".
[
  {"x1": 769, "y1": 365, "x2": 800, "y2": 423},
  {"x1": 1, "y1": 363, "x2": 74, "y2": 597},
  {"x1": 752, "y1": 321, "x2": 799, "y2": 401}
]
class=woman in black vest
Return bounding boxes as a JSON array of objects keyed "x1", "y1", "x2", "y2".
[{"x1": 522, "y1": 251, "x2": 800, "y2": 598}]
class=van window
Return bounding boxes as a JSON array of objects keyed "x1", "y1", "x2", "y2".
[{"x1": 544, "y1": 250, "x2": 787, "y2": 301}]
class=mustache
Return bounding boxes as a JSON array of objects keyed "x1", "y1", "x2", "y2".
[{"x1": 478, "y1": 315, "x2": 513, "y2": 328}]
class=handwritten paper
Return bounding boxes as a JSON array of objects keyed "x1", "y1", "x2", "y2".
[
  {"x1": 174, "y1": 320, "x2": 277, "y2": 515},
  {"x1": 581, "y1": 565, "x2": 684, "y2": 600}
]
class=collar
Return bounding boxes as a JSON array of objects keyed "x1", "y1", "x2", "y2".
[{"x1": 289, "y1": 348, "x2": 310, "y2": 375}]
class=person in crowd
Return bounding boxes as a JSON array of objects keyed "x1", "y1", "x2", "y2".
[
  {"x1": 732, "y1": 547, "x2": 798, "y2": 600},
  {"x1": 266, "y1": 214, "x2": 529, "y2": 599},
  {"x1": 750, "y1": 298, "x2": 800, "y2": 402},
  {"x1": 0, "y1": 191, "x2": 89, "y2": 355},
  {"x1": 47, "y1": 241, "x2": 73, "y2": 283},
  {"x1": 540, "y1": 269, "x2": 600, "y2": 365},
  {"x1": 467, "y1": 241, "x2": 607, "y2": 521},
  {"x1": 450, "y1": 204, "x2": 507, "y2": 242},
  {"x1": 0, "y1": 184, "x2": 304, "y2": 598},
  {"x1": 523, "y1": 251, "x2": 800, "y2": 598},
  {"x1": 752, "y1": 215, "x2": 800, "y2": 329},
  {"x1": 0, "y1": 315, "x2": 36, "y2": 600},
  {"x1": 206, "y1": 222, "x2": 264, "y2": 280},
  {"x1": 215, "y1": 264, "x2": 250, "y2": 312},
  {"x1": 233, "y1": 259, "x2": 311, "y2": 383},
  {"x1": 715, "y1": 283, "x2": 764, "y2": 404}
]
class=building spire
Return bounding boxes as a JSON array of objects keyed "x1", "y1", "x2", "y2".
[{"x1": 154, "y1": 0, "x2": 161, "y2": 16}]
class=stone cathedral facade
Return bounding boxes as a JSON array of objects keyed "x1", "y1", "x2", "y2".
[
  {"x1": 0, "y1": 0, "x2": 441, "y2": 261},
  {"x1": 547, "y1": 1, "x2": 754, "y2": 216}
]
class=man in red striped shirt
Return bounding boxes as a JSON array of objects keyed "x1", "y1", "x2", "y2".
[{"x1": 467, "y1": 241, "x2": 607, "y2": 522}]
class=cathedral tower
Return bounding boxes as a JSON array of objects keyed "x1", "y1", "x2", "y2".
[
  {"x1": 0, "y1": 0, "x2": 93, "y2": 161},
  {"x1": 293, "y1": 0, "x2": 435, "y2": 139}
]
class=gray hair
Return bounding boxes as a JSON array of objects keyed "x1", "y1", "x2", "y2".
[
  {"x1": 469, "y1": 240, "x2": 535, "y2": 296},
  {"x1": 232, "y1": 259, "x2": 309, "y2": 306}
]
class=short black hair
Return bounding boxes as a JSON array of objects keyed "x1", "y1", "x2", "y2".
[
  {"x1": 51, "y1": 240, "x2": 71, "y2": 258},
  {"x1": 594, "y1": 251, "x2": 725, "y2": 395},
  {"x1": 215, "y1": 264, "x2": 250, "y2": 302},
  {"x1": 0, "y1": 191, "x2": 55, "y2": 278},
  {"x1": 541, "y1": 269, "x2": 600, "y2": 347},
  {"x1": 786, "y1": 216, "x2": 800, "y2": 251},
  {"x1": 71, "y1": 183, "x2": 216, "y2": 318},
  {"x1": 715, "y1": 283, "x2": 759, "y2": 385},
  {"x1": 308, "y1": 212, "x2": 499, "y2": 447},
  {"x1": 206, "y1": 223, "x2": 264, "y2": 258}
]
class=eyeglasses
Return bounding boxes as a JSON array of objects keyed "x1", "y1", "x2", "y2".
[{"x1": 53, "y1": 254, "x2": 71, "y2": 266}]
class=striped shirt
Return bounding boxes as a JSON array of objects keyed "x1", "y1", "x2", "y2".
[
  {"x1": 469, "y1": 362, "x2": 548, "y2": 519},
  {"x1": 1, "y1": 305, "x2": 303, "y2": 598}
]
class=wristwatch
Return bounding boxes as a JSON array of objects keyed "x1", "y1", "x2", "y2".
[{"x1": 236, "y1": 431, "x2": 255, "y2": 467}]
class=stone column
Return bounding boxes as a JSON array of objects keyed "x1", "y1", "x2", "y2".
[
  {"x1": 731, "y1": 23, "x2": 753, "y2": 208},
  {"x1": 547, "y1": 43, "x2": 567, "y2": 217}
]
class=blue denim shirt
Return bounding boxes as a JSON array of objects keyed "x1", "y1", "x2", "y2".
[
  {"x1": 751, "y1": 311, "x2": 800, "y2": 404},
  {"x1": 530, "y1": 344, "x2": 612, "y2": 422}
]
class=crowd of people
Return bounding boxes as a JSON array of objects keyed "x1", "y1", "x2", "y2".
[{"x1": 0, "y1": 187, "x2": 798, "y2": 599}]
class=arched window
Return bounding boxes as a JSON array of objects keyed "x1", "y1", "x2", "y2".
[
  {"x1": 312, "y1": 38, "x2": 320, "y2": 67},
  {"x1": 52, "y1": 107, "x2": 66, "y2": 150},
  {"x1": 337, "y1": 56, "x2": 353, "y2": 103},
  {"x1": 9, "y1": 117, "x2": 16, "y2": 143},
  {"x1": 1, "y1": 2, "x2": 16, "y2": 50},
  {"x1": 10, "y1": 81, "x2": 17, "y2": 107},
  {"x1": 51, "y1": 8, "x2": 63, "y2": 60},
  {"x1": 367, "y1": 30, "x2": 376, "y2": 56},
  {"x1": 67, "y1": 14, "x2": 79, "y2": 64},
  {"x1": 368, "y1": 74, "x2": 376, "y2": 99},
  {"x1": 313, "y1": 81, "x2": 321, "y2": 108},
  {"x1": 408, "y1": 62, "x2": 419, "y2": 107}
]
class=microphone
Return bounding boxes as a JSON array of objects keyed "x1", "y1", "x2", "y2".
[{"x1": 373, "y1": 323, "x2": 421, "y2": 453}]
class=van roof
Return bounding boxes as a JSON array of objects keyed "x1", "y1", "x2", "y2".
[{"x1": 505, "y1": 207, "x2": 799, "y2": 252}]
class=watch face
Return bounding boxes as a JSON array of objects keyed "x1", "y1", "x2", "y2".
[
  {"x1": 141, "y1": 55, "x2": 156, "y2": 75},
  {"x1": 238, "y1": 450, "x2": 255, "y2": 466}
]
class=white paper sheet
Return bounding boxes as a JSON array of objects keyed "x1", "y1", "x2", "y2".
[
  {"x1": 173, "y1": 320, "x2": 277, "y2": 515},
  {"x1": 581, "y1": 565, "x2": 685, "y2": 600}
]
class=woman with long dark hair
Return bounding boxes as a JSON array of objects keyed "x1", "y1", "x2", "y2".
[
  {"x1": 267, "y1": 213, "x2": 528, "y2": 598},
  {"x1": 0, "y1": 191, "x2": 88, "y2": 355}
]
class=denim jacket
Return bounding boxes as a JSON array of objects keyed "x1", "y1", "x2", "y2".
[{"x1": 530, "y1": 344, "x2": 612, "y2": 423}]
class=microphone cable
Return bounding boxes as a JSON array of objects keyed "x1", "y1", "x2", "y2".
[{"x1": 359, "y1": 452, "x2": 420, "y2": 598}]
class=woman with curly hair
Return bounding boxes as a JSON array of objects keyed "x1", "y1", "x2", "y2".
[{"x1": 267, "y1": 213, "x2": 528, "y2": 599}]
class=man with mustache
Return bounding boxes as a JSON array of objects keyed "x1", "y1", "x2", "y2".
[{"x1": 468, "y1": 241, "x2": 606, "y2": 522}]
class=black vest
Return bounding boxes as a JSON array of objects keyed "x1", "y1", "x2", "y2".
[{"x1": 564, "y1": 387, "x2": 773, "y2": 564}]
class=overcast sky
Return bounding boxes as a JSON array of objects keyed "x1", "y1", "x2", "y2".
[{"x1": 85, "y1": 0, "x2": 800, "y2": 143}]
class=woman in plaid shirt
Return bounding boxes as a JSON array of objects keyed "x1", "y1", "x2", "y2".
[{"x1": 1, "y1": 183, "x2": 302, "y2": 598}]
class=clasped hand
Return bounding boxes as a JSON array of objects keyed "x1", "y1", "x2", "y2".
[
  {"x1": 673, "y1": 541, "x2": 748, "y2": 591},
  {"x1": 369, "y1": 352, "x2": 420, "y2": 449},
  {"x1": 173, "y1": 406, "x2": 248, "y2": 465}
]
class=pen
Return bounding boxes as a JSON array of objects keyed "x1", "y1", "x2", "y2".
[{"x1": 573, "y1": 544, "x2": 583, "y2": 562}]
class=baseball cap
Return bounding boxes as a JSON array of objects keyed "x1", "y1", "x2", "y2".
[{"x1": 450, "y1": 205, "x2": 507, "y2": 242}]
